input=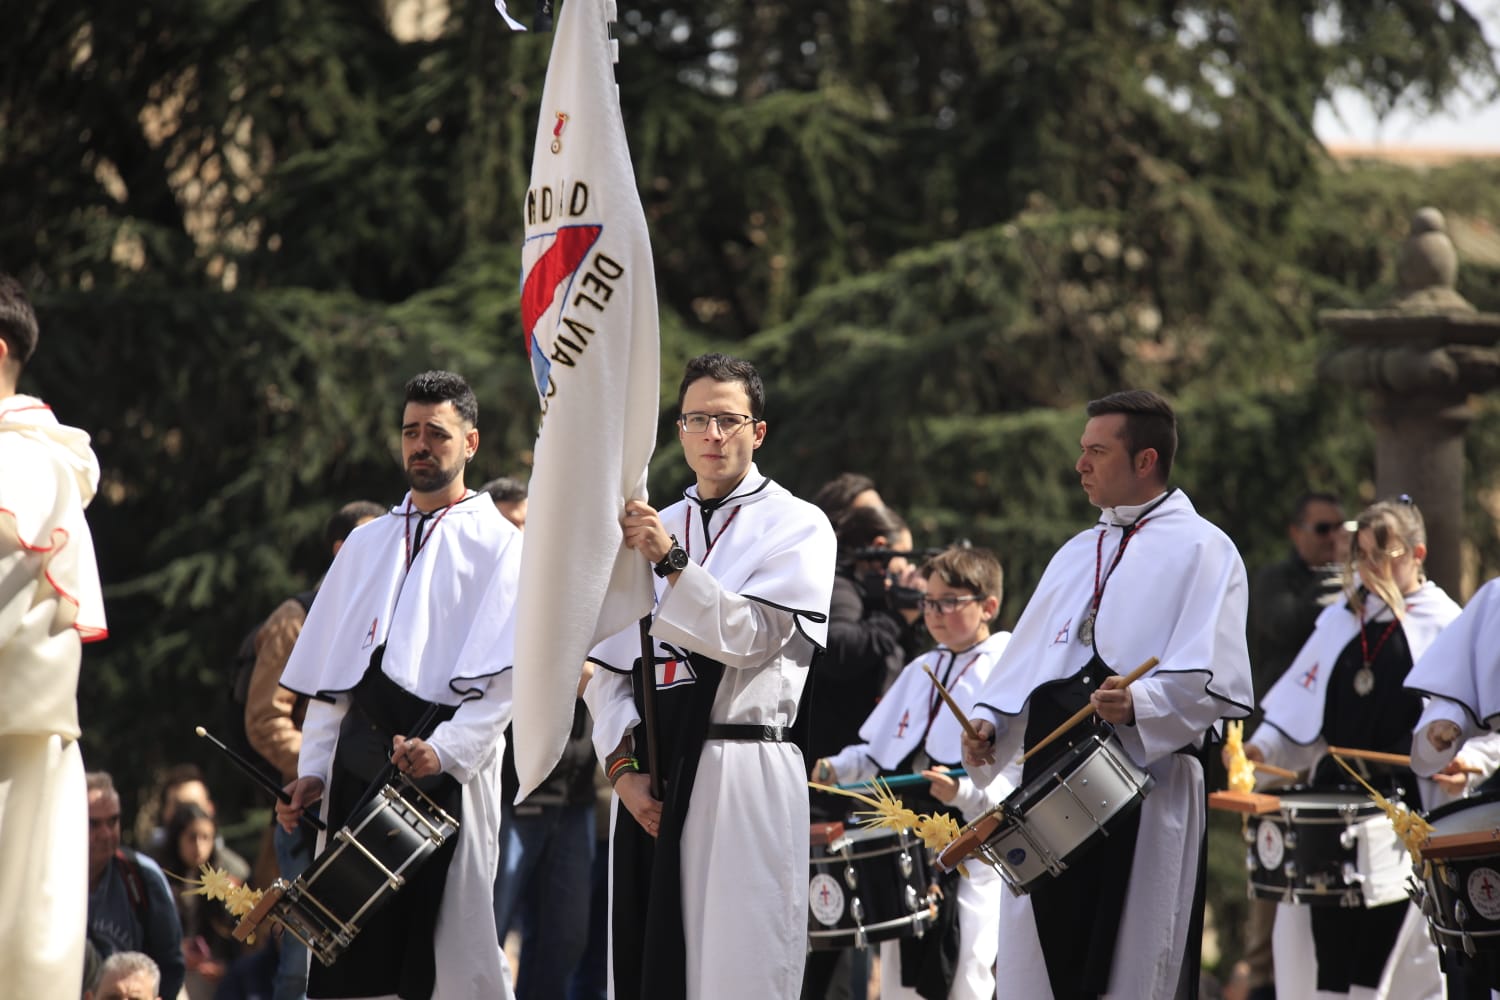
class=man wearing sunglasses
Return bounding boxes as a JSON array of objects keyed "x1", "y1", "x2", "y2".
[{"x1": 1249, "y1": 492, "x2": 1350, "y2": 698}]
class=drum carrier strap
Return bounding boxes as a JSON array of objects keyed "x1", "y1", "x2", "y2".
[{"x1": 1023, "y1": 655, "x2": 1144, "y2": 998}]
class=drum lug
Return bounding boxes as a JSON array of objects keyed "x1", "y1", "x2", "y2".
[
  {"x1": 850, "y1": 896, "x2": 864, "y2": 923},
  {"x1": 1463, "y1": 931, "x2": 1478, "y2": 958},
  {"x1": 905, "y1": 884, "x2": 921, "y2": 913},
  {"x1": 1283, "y1": 829, "x2": 1298, "y2": 850},
  {"x1": 899, "y1": 850, "x2": 914, "y2": 878},
  {"x1": 1455, "y1": 900, "x2": 1470, "y2": 928},
  {"x1": 844, "y1": 864, "x2": 858, "y2": 890},
  {"x1": 1340, "y1": 828, "x2": 1357, "y2": 850},
  {"x1": 1442, "y1": 864, "x2": 1459, "y2": 891}
]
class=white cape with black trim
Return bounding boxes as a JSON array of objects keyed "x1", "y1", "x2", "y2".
[
  {"x1": 1407, "y1": 576, "x2": 1500, "y2": 734},
  {"x1": 854, "y1": 631, "x2": 1010, "y2": 771},
  {"x1": 1259, "y1": 580, "x2": 1458, "y2": 746},
  {"x1": 282, "y1": 492, "x2": 521, "y2": 707}
]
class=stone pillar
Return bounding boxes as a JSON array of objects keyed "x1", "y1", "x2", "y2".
[
  {"x1": 1366, "y1": 393, "x2": 1470, "y2": 595},
  {"x1": 1319, "y1": 208, "x2": 1500, "y2": 599}
]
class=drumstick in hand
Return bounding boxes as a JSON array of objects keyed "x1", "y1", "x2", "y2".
[
  {"x1": 1253, "y1": 761, "x2": 1298, "y2": 780},
  {"x1": 1021, "y1": 657, "x2": 1159, "y2": 763},
  {"x1": 196, "y1": 726, "x2": 326, "y2": 831},
  {"x1": 1327, "y1": 744, "x2": 1484, "y2": 775},
  {"x1": 1327, "y1": 746, "x2": 1411, "y2": 768},
  {"x1": 923, "y1": 665, "x2": 981, "y2": 741}
]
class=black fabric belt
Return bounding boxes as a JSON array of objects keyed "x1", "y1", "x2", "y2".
[{"x1": 704, "y1": 723, "x2": 788, "y2": 743}]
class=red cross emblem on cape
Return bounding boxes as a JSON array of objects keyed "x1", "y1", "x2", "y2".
[{"x1": 654, "y1": 657, "x2": 697, "y2": 690}]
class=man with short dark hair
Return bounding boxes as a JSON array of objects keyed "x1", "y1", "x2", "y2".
[
  {"x1": 585, "y1": 353, "x2": 836, "y2": 1000},
  {"x1": 963, "y1": 389, "x2": 1253, "y2": 999},
  {"x1": 1249, "y1": 491, "x2": 1348, "y2": 699},
  {"x1": 276, "y1": 370, "x2": 522, "y2": 999},
  {"x1": 0, "y1": 273, "x2": 109, "y2": 998},
  {"x1": 481, "y1": 476, "x2": 529, "y2": 530},
  {"x1": 86, "y1": 772, "x2": 186, "y2": 1000}
]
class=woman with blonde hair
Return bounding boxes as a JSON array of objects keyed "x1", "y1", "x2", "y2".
[{"x1": 1244, "y1": 497, "x2": 1487, "y2": 999}]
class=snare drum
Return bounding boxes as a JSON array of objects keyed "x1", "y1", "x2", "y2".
[
  {"x1": 1415, "y1": 793, "x2": 1500, "y2": 960},
  {"x1": 234, "y1": 778, "x2": 459, "y2": 965},
  {"x1": 1246, "y1": 787, "x2": 1407, "y2": 908},
  {"x1": 807, "y1": 824, "x2": 934, "y2": 950},
  {"x1": 936, "y1": 724, "x2": 1153, "y2": 894}
]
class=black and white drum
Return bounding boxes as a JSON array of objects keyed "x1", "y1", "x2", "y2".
[
  {"x1": 234, "y1": 778, "x2": 459, "y2": 965},
  {"x1": 807, "y1": 825, "x2": 934, "y2": 950},
  {"x1": 935, "y1": 724, "x2": 1154, "y2": 894},
  {"x1": 1414, "y1": 793, "x2": 1500, "y2": 959},
  {"x1": 1246, "y1": 786, "x2": 1407, "y2": 908}
]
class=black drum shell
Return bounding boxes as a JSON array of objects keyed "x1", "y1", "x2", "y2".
[
  {"x1": 1246, "y1": 786, "x2": 1390, "y2": 907},
  {"x1": 807, "y1": 826, "x2": 932, "y2": 950}
]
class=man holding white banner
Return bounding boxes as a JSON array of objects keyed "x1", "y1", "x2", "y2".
[{"x1": 583, "y1": 354, "x2": 836, "y2": 1000}]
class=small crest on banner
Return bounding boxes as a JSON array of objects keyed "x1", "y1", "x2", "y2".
[{"x1": 551, "y1": 112, "x2": 570, "y2": 154}]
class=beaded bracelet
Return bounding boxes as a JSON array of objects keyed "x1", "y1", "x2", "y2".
[{"x1": 607, "y1": 755, "x2": 640, "y2": 784}]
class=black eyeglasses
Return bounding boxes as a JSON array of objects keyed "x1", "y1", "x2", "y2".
[
  {"x1": 919, "y1": 595, "x2": 981, "y2": 614},
  {"x1": 1306, "y1": 521, "x2": 1347, "y2": 536},
  {"x1": 678, "y1": 412, "x2": 757, "y2": 434}
]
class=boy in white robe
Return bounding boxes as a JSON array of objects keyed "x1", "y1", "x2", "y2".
[
  {"x1": 586, "y1": 353, "x2": 836, "y2": 1000},
  {"x1": 962, "y1": 389, "x2": 1253, "y2": 1000},
  {"x1": 814, "y1": 545, "x2": 1014, "y2": 1000},
  {"x1": 276, "y1": 371, "x2": 520, "y2": 1000},
  {"x1": 0, "y1": 274, "x2": 107, "y2": 1000}
]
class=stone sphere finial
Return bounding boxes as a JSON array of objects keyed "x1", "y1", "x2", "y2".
[
  {"x1": 1398, "y1": 207, "x2": 1458, "y2": 293},
  {"x1": 1394, "y1": 206, "x2": 1472, "y2": 312}
]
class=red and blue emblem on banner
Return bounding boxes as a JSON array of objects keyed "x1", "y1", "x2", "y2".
[{"x1": 520, "y1": 223, "x2": 602, "y2": 403}]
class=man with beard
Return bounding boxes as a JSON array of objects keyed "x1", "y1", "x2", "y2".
[{"x1": 276, "y1": 370, "x2": 521, "y2": 1000}]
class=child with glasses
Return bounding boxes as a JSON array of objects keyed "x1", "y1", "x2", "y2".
[{"x1": 812, "y1": 547, "x2": 1013, "y2": 1000}]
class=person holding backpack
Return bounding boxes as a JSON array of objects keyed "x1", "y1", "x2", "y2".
[{"x1": 241, "y1": 500, "x2": 382, "y2": 1000}]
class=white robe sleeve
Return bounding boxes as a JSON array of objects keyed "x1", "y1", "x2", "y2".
[
  {"x1": 651, "y1": 560, "x2": 800, "y2": 669},
  {"x1": 1117, "y1": 672, "x2": 1236, "y2": 766},
  {"x1": 950, "y1": 761, "x2": 1016, "y2": 822},
  {"x1": 965, "y1": 706, "x2": 1027, "y2": 791},
  {"x1": 1245, "y1": 721, "x2": 1324, "y2": 788},
  {"x1": 298, "y1": 696, "x2": 347, "y2": 786},
  {"x1": 1410, "y1": 696, "x2": 1476, "y2": 777},
  {"x1": 426, "y1": 670, "x2": 513, "y2": 784},
  {"x1": 584, "y1": 660, "x2": 640, "y2": 760},
  {"x1": 823, "y1": 744, "x2": 879, "y2": 784}
]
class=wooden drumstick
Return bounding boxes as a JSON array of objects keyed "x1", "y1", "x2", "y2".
[
  {"x1": 1252, "y1": 760, "x2": 1298, "y2": 780},
  {"x1": 1327, "y1": 746, "x2": 1411, "y2": 768},
  {"x1": 1327, "y1": 745, "x2": 1484, "y2": 775},
  {"x1": 1020, "y1": 656, "x2": 1159, "y2": 763},
  {"x1": 923, "y1": 665, "x2": 981, "y2": 741}
]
